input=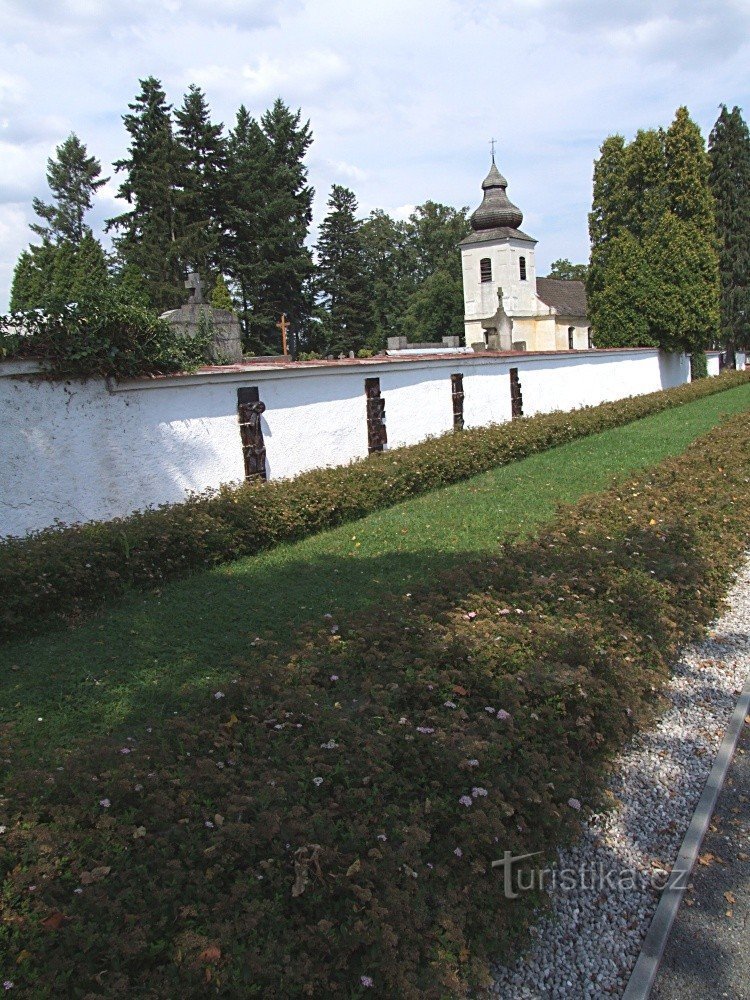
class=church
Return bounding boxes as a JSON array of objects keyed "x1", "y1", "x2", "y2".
[{"x1": 460, "y1": 159, "x2": 590, "y2": 352}]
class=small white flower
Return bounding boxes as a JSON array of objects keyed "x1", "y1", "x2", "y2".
[
  {"x1": 213, "y1": 691, "x2": 225, "y2": 700},
  {"x1": 313, "y1": 777, "x2": 324, "y2": 786}
]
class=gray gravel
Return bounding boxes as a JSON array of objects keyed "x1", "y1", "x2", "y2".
[{"x1": 490, "y1": 559, "x2": 750, "y2": 999}]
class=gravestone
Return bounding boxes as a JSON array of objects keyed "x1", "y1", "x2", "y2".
[{"x1": 160, "y1": 272, "x2": 243, "y2": 364}]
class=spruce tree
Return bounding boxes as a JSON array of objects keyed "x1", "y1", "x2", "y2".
[
  {"x1": 9, "y1": 246, "x2": 53, "y2": 312},
  {"x1": 30, "y1": 133, "x2": 107, "y2": 246},
  {"x1": 253, "y1": 99, "x2": 314, "y2": 351},
  {"x1": 107, "y1": 77, "x2": 186, "y2": 311},
  {"x1": 709, "y1": 104, "x2": 750, "y2": 360},
  {"x1": 224, "y1": 106, "x2": 272, "y2": 345},
  {"x1": 174, "y1": 85, "x2": 228, "y2": 282},
  {"x1": 316, "y1": 184, "x2": 371, "y2": 354}
]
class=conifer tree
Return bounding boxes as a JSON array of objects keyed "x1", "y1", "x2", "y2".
[
  {"x1": 107, "y1": 77, "x2": 186, "y2": 311},
  {"x1": 174, "y1": 85, "x2": 228, "y2": 282},
  {"x1": 253, "y1": 99, "x2": 314, "y2": 351},
  {"x1": 9, "y1": 246, "x2": 53, "y2": 312},
  {"x1": 30, "y1": 133, "x2": 107, "y2": 246},
  {"x1": 587, "y1": 135, "x2": 628, "y2": 335},
  {"x1": 316, "y1": 184, "x2": 372, "y2": 354},
  {"x1": 665, "y1": 106, "x2": 715, "y2": 232},
  {"x1": 224, "y1": 106, "x2": 272, "y2": 345},
  {"x1": 709, "y1": 104, "x2": 750, "y2": 360},
  {"x1": 622, "y1": 129, "x2": 666, "y2": 239},
  {"x1": 210, "y1": 275, "x2": 235, "y2": 311}
]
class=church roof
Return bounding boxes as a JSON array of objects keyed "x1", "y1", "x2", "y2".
[
  {"x1": 536, "y1": 278, "x2": 588, "y2": 318},
  {"x1": 468, "y1": 159, "x2": 526, "y2": 234},
  {"x1": 459, "y1": 226, "x2": 537, "y2": 246}
]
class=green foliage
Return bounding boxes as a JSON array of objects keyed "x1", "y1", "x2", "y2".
[
  {"x1": 587, "y1": 231, "x2": 656, "y2": 348},
  {"x1": 547, "y1": 258, "x2": 588, "y2": 282},
  {"x1": 3, "y1": 408, "x2": 750, "y2": 996},
  {"x1": 0, "y1": 296, "x2": 211, "y2": 380},
  {"x1": 107, "y1": 77, "x2": 187, "y2": 312},
  {"x1": 316, "y1": 184, "x2": 372, "y2": 354},
  {"x1": 9, "y1": 234, "x2": 110, "y2": 312},
  {"x1": 709, "y1": 105, "x2": 750, "y2": 354},
  {"x1": 210, "y1": 274, "x2": 235, "y2": 311},
  {"x1": 174, "y1": 84, "x2": 228, "y2": 281},
  {"x1": 690, "y1": 351, "x2": 708, "y2": 380},
  {"x1": 664, "y1": 106, "x2": 716, "y2": 232},
  {"x1": 1, "y1": 369, "x2": 746, "y2": 641},
  {"x1": 588, "y1": 108, "x2": 720, "y2": 352},
  {"x1": 402, "y1": 268, "x2": 464, "y2": 342},
  {"x1": 30, "y1": 132, "x2": 107, "y2": 245}
]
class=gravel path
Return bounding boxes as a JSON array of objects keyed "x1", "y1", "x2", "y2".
[{"x1": 490, "y1": 558, "x2": 750, "y2": 999}]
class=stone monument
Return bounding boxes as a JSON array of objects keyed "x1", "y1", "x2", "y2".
[
  {"x1": 160, "y1": 272, "x2": 243, "y2": 364},
  {"x1": 474, "y1": 288, "x2": 514, "y2": 351}
]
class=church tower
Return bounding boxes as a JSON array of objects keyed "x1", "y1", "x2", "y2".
[{"x1": 460, "y1": 159, "x2": 538, "y2": 348}]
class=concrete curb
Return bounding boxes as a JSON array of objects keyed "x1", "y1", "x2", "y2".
[{"x1": 622, "y1": 671, "x2": 750, "y2": 1000}]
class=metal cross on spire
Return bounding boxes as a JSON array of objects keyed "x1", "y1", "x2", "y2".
[{"x1": 489, "y1": 137, "x2": 497, "y2": 163}]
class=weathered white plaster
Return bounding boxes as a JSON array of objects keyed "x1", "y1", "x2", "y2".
[{"x1": 0, "y1": 349, "x2": 696, "y2": 538}]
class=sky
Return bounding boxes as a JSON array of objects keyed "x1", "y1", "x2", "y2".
[{"x1": 0, "y1": 0, "x2": 749, "y2": 310}]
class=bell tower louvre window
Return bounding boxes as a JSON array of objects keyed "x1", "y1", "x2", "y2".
[
  {"x1": 480, "y1": 257, "x2": 492, "y2": 283},
  {"x1": 519, "y1": 256, "x2": 527, "y2": 281}
]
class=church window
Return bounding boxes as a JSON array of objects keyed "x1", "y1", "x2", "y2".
[
  {"x1": 568, "y1": 327, "x2": 575, "y2": 350},
  {"x1": 519, "y1": 256, "x2": 527, "y2": 281},
  {"x1": 480, "y1": 258, "x2": 492, "y2": 283}
]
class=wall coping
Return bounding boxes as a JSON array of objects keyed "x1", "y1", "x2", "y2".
[{"x1": 0, "y1": 346, "x2": 683, "y2": 392}]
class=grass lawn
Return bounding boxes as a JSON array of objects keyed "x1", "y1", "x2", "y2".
[{"x1": 2, "y1": 381, "x2": 750, "y2": 766}]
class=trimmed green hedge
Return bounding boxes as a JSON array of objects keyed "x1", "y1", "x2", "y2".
[
  {"x1": 1, "y1": 369, "x2": 749, "y2": 639},
  {"x1": 3, "y1": 411, "x2": 750, "y2": 996}
]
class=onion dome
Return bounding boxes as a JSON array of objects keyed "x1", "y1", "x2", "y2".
[{"x1": 469, "y1": 161, "x2": 524, "y2": 232}]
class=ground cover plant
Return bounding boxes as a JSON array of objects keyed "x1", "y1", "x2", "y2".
[
  {"x1": 2, "y1": 412, "x2": 750, "y2": 997},
  {"x1": 3, "y1": 380, "x2": 750, "y2": 764},
  {"x1": 1, "y1": 369, "x2": 748, "y2": 640}
]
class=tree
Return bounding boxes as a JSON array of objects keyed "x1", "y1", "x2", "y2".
[
  {"x1": 588, "y1": 109, "x2": 719, "y2": 354},
  {"x1": 587, "y1": 135, "x2": 627, "y2": 330},
  {"x1": 30, "y1": 133, "x2": 107, "y2": 246},
  {"x1": 548, "y1": 259, "x2": 588, "y2": 282},
  {"x1": 9, "y1": 246, "x2": 53, "y2": 312},
  {"x1": 210, "y1": 275, "x2": 234, "y2": 311},
  {"x1": 316, "y1": 184, "x2": 372, "y2": 354},
  {"x1": 665, "y1": 106, "x2": 715, "y2": 232},
  {"x1": 107, "y1": 77, "x2": 187, "y2": 311},
  {"x1": 402, "y1": 269, "x2": 464, "y2": 342},
  {"x1": 709, "y1": 104, "x2": 750, "y2": 360},
  {"x1": 406, "y1": 201, "x2": 469, "y2": 282},
  {"x1": 250, "y1": 99, "x2": 315, "y2": 352},
  {"x1": 647, "y1": 212, "x2": 720, "y2": 354},
  {"x1": 223, "y1": 106, "x2": 273, "y2": 344},
  {"x1": 622, "y1": 129, "x2": 667, "y2": 239},
  {"x1": 174, "y1": 85, "x2": 228, "y2": 281},
  {"x1": 586, "y1": 231, "x2": 655, "y2": 348},
  {"x1": 360, "y1": 209, "x2": 413, "y2": 348}
]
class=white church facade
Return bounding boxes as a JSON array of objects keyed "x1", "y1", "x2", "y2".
[{"x1": 460, "y1": 160, "x2": 591, "y2": 352}]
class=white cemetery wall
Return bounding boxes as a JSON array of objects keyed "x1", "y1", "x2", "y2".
[{"x1": 0, "y1": 348, "x2": 696, "y2": 538}]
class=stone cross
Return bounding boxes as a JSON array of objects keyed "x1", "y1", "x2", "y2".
[{"x1": 185, "y1": 271, "x2": 205, "y2": 304}]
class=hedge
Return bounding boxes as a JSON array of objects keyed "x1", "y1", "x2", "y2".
[
  {"x1": 3, "y1": 411, "x2": 750, "y2": 997},
  {"x1": 1, "y1": 369, "x2": 749, "y2": 640}
]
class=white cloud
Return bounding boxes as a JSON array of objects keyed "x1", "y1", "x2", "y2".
[{"x1": 0, "y1": 0, "x2": 748, "y2": 306}]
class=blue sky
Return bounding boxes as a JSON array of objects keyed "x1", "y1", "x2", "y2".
[{"x1": 1, "y1": 0, "x2": 748, "y2": 309}]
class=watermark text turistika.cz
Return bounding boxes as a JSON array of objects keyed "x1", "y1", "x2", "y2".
[{"x1": 491, "y1": 851, "x2": 688, "y2": 899}]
